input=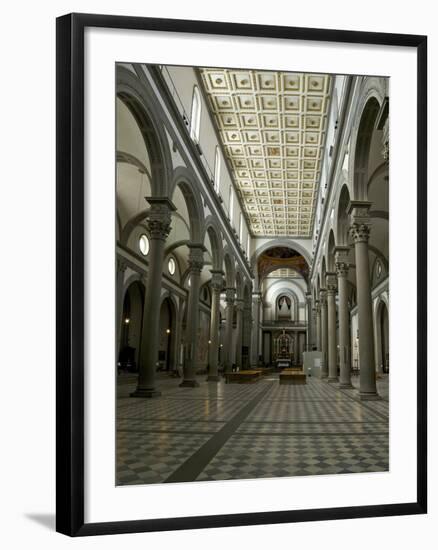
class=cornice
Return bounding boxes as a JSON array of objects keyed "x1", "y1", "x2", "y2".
[
  {"x1": 309, "y1": 75, "x2": 357, "y2": 282},
  {"x1": 145, "y1": 64, "x2": 252, "y2": 280}
]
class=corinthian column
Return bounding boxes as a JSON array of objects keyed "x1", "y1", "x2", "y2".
[
  {"x1": 224, "y1": 288, "x2": 235, "y2": 373},
  {"x1": 180, "y1": 244, "x2": 205, "y2": 388},
  {"x1": 250, "y1": 292, "x2": 261, "y2": 367},
  {"x1": 315, "y1": 300, "x2": 321, "y2": 351},
  {"x1": 326, "y1": 273, "x2": 338, "y2": 383},
  {"x1": 235, "y1": 298, "x2": 244, "y2": 370},
  {"x1": 335, "y1": 247, "x2": 353, "y2": 389},
  {"x1": 349, "y1": 201, "x2": 380, "y2": 400},
  {"x1": 207, "y1": 270, "x2": 224, "y2": 382},
  {"x1": 131, "y1": 197, "x2": 175, "y2": 398},
  {"x1": 320, "y1": 289, "x2": 328, "y2": 378},
  {"x1": 116, "y1": 258, "x2": 128, "y2": 355},
  {"x1": 305, "y1": 292, "x2": 313, "y2": 351},
  {"x1": 243, "y1": 303, "x2": 252, "y2": 369}
]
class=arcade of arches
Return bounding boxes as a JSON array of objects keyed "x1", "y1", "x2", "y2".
[{"x1": 116, "y1": 64, "x2": 389, "y2": 485}]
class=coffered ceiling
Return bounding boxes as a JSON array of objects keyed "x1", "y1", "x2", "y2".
[{"x1": 199, "y1": 68, "x2": 332, "y2": 237}]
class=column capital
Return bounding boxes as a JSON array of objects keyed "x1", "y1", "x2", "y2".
[
  {"x1": 319, "y1": 289, "x2": 327, "y2": 305},
  {"x1": 350, "y1": 222, "x2": 371, "y2": 244},
  {"x1": 145, "y1": 197, "x2": 176, "y2": 240},
  {"x1": 187, "y1": 243, "x2": 206, "y2": 273},
  {"x1": 225, "y1": 287, "x2": 236, "y2": 304},
  {"x1": 335, "y1": 261, "x2": 349, "y2": 278},
  {"x1": 235, "y1": 298, "x2": 244, "y2": 312},
  {"x1": 210, "y1": 270, "x2": 225, "y2": 291},
  {"x1": 326, "y1": 272, "x2": 337, "y2": 294},
  {"x1": 117, "y1": 257, "x2": 128, "y2": 274}
]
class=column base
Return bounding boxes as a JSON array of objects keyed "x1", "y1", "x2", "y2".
[
  {"x1": 179, "y1": 379, "x2": 200, "y2": 388},
  {"x1": 206, "y1": 375, "x2": 220, "y2": 382},
  {"x1": 130, "y1": 387, "x2": 161, "y2": 398},
  {"x1": 359, "y1": 391, "x2": 381, "y2": 401},
  {"x1": 327, "y1": 377, "x2": 338, "y2": 383},
  {"x1": 339, "y1": 382, "x2": 354, "y2": 389}
]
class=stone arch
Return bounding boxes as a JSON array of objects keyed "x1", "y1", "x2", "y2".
[
  {"x1": 334, "y1": 183, "x2": 352, "y2": 247},
  {"x1": 349, "y1": 80, "x2": 386, "y2": 200},
  {"x1": 117, "y1": 151, "x2": 151, "y2": 179},
  {"x1": 165, "y1": 239, "x2": 191, "y2": 256},
  {"x1": 251, "y1": 238, "x2": 312, "y2": 270},
  {"x1": 243, "y1": 282, "x2": 251, "y2": 305},
  {"x1": 117, "y1": 65, "x2": 173, "y2": 197},
  {"x1": 270, "y1": 287, "x2": 300, "y2": 321},
  {"x1": 251, "y1": 240, "x2": 311, "y2": 290},
  {"x1": 235, "y1": 270, "x2": 243, "y2": 299},
  {"x1": 119, "y1": 279, "x2": 146, "y2": 370},
  {"x1": 158, "y1": 292, "x2": 179, "y2": 371},
  {"x1": 325, "y1": 229, "x2": 337, "y2": 272},
  {"x1": 223, "y1": 247, "x2": 236, "y2": 288},
  {"x1": 373, "y1": 295, "x2": 389, "y2": 373},
  {"x1": 171, "y1": 166, "x2": 205, "y2": 243},
  {"x1": 320, "y1": 256, "x2": 327, "y2": 289},
  {"x1": 204, "y1": 215, "x2": 224, "y2": 271}
]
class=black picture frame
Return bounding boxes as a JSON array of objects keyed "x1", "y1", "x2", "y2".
[{"x1": 56, "y1": 12, "x2": 427, "y2": 537}]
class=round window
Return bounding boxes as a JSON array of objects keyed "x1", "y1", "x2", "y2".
[
  {"x1": 139, "y1": 234, "x2": 150, "y2": 256},
  {"x1": 168, "y1": 257, "x2": 176, "y2": 275}
]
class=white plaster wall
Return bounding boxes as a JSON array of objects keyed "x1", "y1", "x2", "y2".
[{"x1": 262, "y1": 278, "x2": 307, "y2": 322}]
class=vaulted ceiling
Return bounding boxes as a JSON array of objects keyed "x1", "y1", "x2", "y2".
[{"x1": 199, "y1": 68, "x2": 332, "y2": 237}]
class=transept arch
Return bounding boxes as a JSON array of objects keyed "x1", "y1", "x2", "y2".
[{"x1": 251, "y1": 238, "x2": 312, "y2": 271}]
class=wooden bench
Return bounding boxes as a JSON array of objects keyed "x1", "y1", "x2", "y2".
[
  {"x1": 279, "y1": 371, "x2": 307, "y2": 385},
  {"x1": 224, "y1": 370, "x2": 262, "y2": 384},
  {"x1": 252, "y1": 368, "x2": 274, "y2": 376}
]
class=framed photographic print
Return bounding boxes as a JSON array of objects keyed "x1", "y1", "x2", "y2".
[{"x1": 56, "y1": 13, "x2": 427, "y2": 536}]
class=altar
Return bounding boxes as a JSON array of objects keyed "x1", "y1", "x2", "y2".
[{"x1": 274, "y1": 330, "x2": 293, "y2": 369}]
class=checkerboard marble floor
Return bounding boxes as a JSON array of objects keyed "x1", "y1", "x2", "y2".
[{"x1": 117, "y1": 373, "x2": 389, "y2": 485}]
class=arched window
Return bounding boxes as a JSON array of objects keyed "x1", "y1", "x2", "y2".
[
  {"x1": 239, "y1": 213, "x2": 244, "y2": 243},
  {"x1": 214, "y1": 147, "x2": 221, "y2": 194},
  {"x1": 228, "y1": 186, "x2": 234, "y2": 226},
  {"x1": 277, "y1": 294, "x2": 293, "y2": 320},
  {"x1": 190, "y1": 86, "x2": 201, "y2": 143}
]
